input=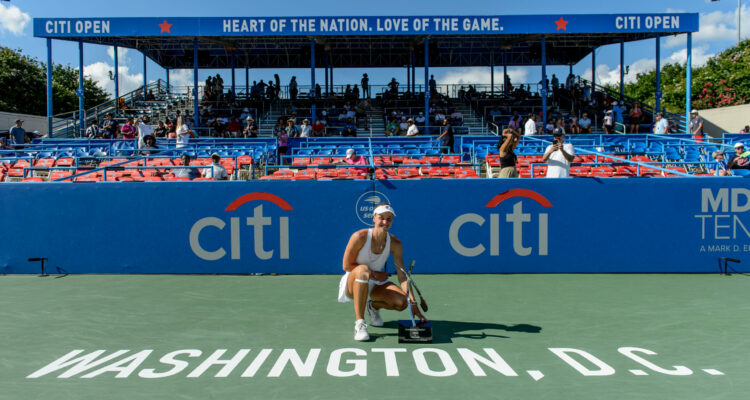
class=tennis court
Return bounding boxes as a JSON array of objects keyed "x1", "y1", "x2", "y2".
[{"x1": 2, "y1": 273, "x2": 748, "y2": 400}]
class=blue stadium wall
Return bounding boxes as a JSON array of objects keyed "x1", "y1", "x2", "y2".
[{"x1": 2, "y1": 179, "x2": 750, "y2": 274}]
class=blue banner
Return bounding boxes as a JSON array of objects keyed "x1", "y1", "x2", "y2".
[
  {"x1": 34, "y1": 14, "x2": 698, "y2": 38},
  {"x1": 1, "y1": 178, "x2": 747, "y2": 274}
]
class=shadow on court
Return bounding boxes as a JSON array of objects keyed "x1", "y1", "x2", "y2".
[{"x1": 372, "y1": 320, "x2": 542, "y2": 343}]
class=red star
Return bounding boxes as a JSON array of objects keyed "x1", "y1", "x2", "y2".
[
  {"x1": 554, "y1": 17, "x2": 568, "y2": 31},
  {"x1": 158, "y1": 19, "x2": 172, "y2": 34}
]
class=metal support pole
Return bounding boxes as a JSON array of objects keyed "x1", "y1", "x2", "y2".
[
  {"x1": 114, "y1": 44, "x2": 119, "y2": 116},
  {"x1": 503, "y1": 51, "x2": 508, "y2": 95},
  {"x1": 330, "y1": 62, "x2": 334, "y2": 94},
  {"x1": 541, "y1": 37, "x2": 547, "y2": 130},
  {"x1": 655, "y1": 36, "x2": 661, "y2": 113},
  {"x1": 411, "y1": 50, "x2": 416, "y2": 93},
  {"x1": 78, "y1": 41, "x2": 85, "y2": 138},
  {"x1": 166, "y1": 68, "x2": 170, "y2": 91},
  {"x1": 310, "y1": 39, "x2": 316, "y2": 124},
  {"x1": 686, "y1": 32, "x2": 692, "y2": 133},
  {"x1": 424, "y1": 38, "x2": 430, "y2": 135},
  {"x1": 591, "y1": 47, "x2": 596, "y2": 96},
  {"x1": 406, "y1": 61, "x2": 410, "y2": 93},
  {"x1": 193, "y1": 39, "x2": 199, "y2": 128},
  {"x1": 490, "y1": 57, "x2": 494, "y2": 97},
  {"x1": 143, "y1": 51, "x2": 147, "y2": 99},
  {"x1": 619, "y1": 39, "x2": 625, "y2": 99},
  {"x1": 245, "y1": 67, "x2": 249, "y2": 98},
  {"x1": 324, "y1": 50, "x2": 329, "y2": 96},
  {"x1": 231, "y1": 52, "x2": 236, "y2": 96},
  {"x1": 46, "y1": 38, "x2": 53, "y2": 136}
]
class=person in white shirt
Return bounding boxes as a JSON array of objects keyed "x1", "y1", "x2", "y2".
[
  {"x1": 203, "y1": 152, "x2": 229, "y2": 180},
  {"x1": 434, "y1": 110, "x2": 446, "y2": 123},
  {"x1": 405, "y1": 119, "x2": 419, "y2": 136},
  {"x1": 300, "y1": 119, "x2": 312, "y2": 138},
  {"x1": 176, "y1": 124, "x2": 196, "y2": 148},
  {"x1": 415, "y1": 112, "x2": 426, "y2": 124},
  {"x1": 399, "y1": 117, "x2": 409, "y2": 132},
  {"x1": 524, "y1": 114, "x2": 537, "y2": 135},
  {"x1": 137, "y1": 116, "x2": 155, "y2": 148},
  {"x1": 542, "y1": 131, "x2": 575, "y2": 178},
  {"x1": 653, "y1": 113, "x2": 669, "y2": 134}
]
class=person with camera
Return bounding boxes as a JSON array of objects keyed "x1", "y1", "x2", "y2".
[{"x1": 542, "y1": 130, "x2": 575, "y2": 178}]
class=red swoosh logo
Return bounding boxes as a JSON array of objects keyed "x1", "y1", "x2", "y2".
[
  {"x1": 485, "y1": 189, "x2": 553, "y2": 208},
  {"x1": 225, "y1": 193, "x2": 294, "y2": 211}
]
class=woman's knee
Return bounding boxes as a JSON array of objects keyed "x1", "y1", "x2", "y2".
[
  {"x1": 352, "y1": 265, "x2": 371, "y2": 281},
  {"x1": 393, "y1": 295, "x2": 408, "y2": 311}
]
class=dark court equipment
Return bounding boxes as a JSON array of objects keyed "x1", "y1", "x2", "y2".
[
  {"x1": 718, "y1": 257, "x2": 740, "y2": 276},
  {"x1": 28, "y1": 258, "x2": 49, "y2": 277},
  {"x1": 398, "y1": 320, "x2": 433, "y2": 343}
]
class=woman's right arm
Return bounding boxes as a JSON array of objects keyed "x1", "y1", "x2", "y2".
[{"x1": 342, "y1": 230, "x2": 367, "y2": 272}]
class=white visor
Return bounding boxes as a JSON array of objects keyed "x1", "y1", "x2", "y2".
[{"x1": 373, "y1": 204, "x2": 396, "y2": 216}]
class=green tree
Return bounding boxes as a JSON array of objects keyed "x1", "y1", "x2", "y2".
[{"x1": 0, "y1": 46, "x2": 110, "y2": 116}]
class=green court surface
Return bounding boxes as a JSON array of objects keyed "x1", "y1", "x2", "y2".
[{"x1": 1, "y1": 274, "x2": 749, "y2": 400}]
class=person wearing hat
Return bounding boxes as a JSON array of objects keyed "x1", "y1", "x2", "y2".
[
  {"x1": 405, "y1": 118, "x2": 419, "y2": 137},
  {"x1": 728, "y1": 142, "x2": 750, "y2": 172},
  {"x1": 339, "y1": 203, "x2": 427, "y2": 341},
  {"x1": 653, "y1": 113, "x2": 669, "y2": 134},
  {"x1": 339, "y1": 148, "x2": 369, "y2": 176},
  {"x1": 709, "y1": 150, "x2": 731, "y2": 176},
  {"x1": 9, "y1": 119, "x2": 27, "y2": 149},
  {"x1": 299, "y1": 119, "x2": 312, "y2": 138},
  {"x1": 242, "y1": 116, "x2": 258, "y2": 138},
  {"x1": 202, "y1": 152, "x2": 229, "y2": 180},
  {"x1": 542, "y1": 130, "x2": 575, "y2": 178},
  {"x1": 602, "y1": 109, "x2": 614, "y2": 134},
  {"x1": 689, "y1": 110, "x2": 704, "y2": 138}
]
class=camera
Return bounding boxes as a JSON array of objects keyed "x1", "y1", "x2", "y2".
[{"x1": 553, "y1": 139, "x2": 560, "y2": 145}]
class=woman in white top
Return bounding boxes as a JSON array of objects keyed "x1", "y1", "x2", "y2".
[{"x1": 339, "y1": 204, "x2": 426, "y2": 341}]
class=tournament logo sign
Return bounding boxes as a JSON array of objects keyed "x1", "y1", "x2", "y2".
[{"x1": 355, "y1": 191, "x2": 391, "y2": 226}]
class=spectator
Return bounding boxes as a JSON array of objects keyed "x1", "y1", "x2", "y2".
[
  {"x1": 121, "y1": 117, "x2": 137, "y2": 139},
  {"x1": 226, "y1": 117, "x2": 241, "y2": 138},
  {"x1": 173, "y1": 154, "x2": 200, "y2": 180},
  {"x1": 344, "y1": 148, "x2": 369, "y2": 176},
  {"x1": 242, "y1": 117, "x2": 258, "y2": 138},
  {"x1": 497, "y1": 128, "x2": 520, "y2": 178},
  {"x1": 137, "y1": 116, "x2": 154, "y2": 148},
  {"x1": 299, "y1": 119, "x2": 312, "y2": 138},
  {"x1": 102, "y1": 114, "x2": 120, "y2": 139},
  {"x1": 312, "y1": 118, "x2": 326, "y2": 137},
  {"x1": 429, "y1": 74, "x2": 437, "y2": 96},
  {"x1": 386, "y1": 117, "x2": 400, "y2": 136},
  {"x1": 542, "y1": 131, "x2": 575, "y2": 178},
  {"x1": 508, "y1": 115, "x2": 520, "y2": 131},
  {"x1": 524, "y1": 114, "x2": 537, "y2": 135},
  {"x1": 154, "y1": 120, "x2": 168, "y2": 138},
  {"x1": 611, "y1": 101, "x2": 624, "y2": 126},
  {"x1": 285, "y1": 118, "x2": 301, "y2": 137},
  {"x1": 342, "y1": 118, "x2": 357, "y2": 137},
  {"x1": 740, "y1": 125, "x2": 750, "y2": 134},
  {"x1": 450, "y1": 108, "x2": 463, "y2": 122},
  {"x1": 434, "y1": 109, "x2": 446, "y2": 124},
  {"x1": 289, "y1": 76, "x2": 298, "y2": 100},
  {"x1": 629, "y1": 102, "x2": 643, "y2": 133},
  {"x1": 436, "y1": 118, "x2": 454, "y2": 154},
  {"x1": 399, "y1": 117, "x2": 409, "y2": 133},
  {"x1": 145, "y1": 89, "x2": 156, "y2": 101},
  {"x1": 276, "y1": 123, "x2": 289, "y2": 163},
  {"x1": 709, "y1": 150, "x2": 731, "y2": 177},
  {"x1": 0, "y1": 137, "x2": 11, "y2": 151},
  {"x1": 568, "y1": 117, "x2": 580, "y2": 134},
  {"x1": 727, "y1": 142, "x2": 750, "y2": 172},
  {"x1": 86, "y1": 120, "x2": 101, "y2": 139},
  {"x1": 9, "y1": 119, "x2": 26, "y2": 148},
  {"x1": 689, "y1": 110, "x2": 704, "y2": 138},
  {"x1": 405, "y1": 118, "x2": 419, "y2": 137},
  {"x1": 653, "y1": 113, "x2": 669, "y2": 134},
  {"x1": 578, "y1": 113, "x2": 592, "y2": 134},
  {"x1": 176, "y1": 124, "x2": 196, "y2": 148},
  {"x1": 361, "y1": 73, "x2": 369, "y2": 98},
  {"x1": 387, "y1": 78, "x2": 399, "y2": 96},
  {"x1": 140, "y1": 135, "x2": 160, "y2": 155},
  {"x1": 602, "y1": 110, "x2": 614, "y2": 134},
  {"x1": 553, "y1": 118, "x2": 566, "y2": 135},
  {"x1": 203, "y1": 152, "x2": 229, "y2": 180}
]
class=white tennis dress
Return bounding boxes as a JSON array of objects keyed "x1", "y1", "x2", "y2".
[{"x1": 337, "y1": 229, "x2": 391, "y2": 302}]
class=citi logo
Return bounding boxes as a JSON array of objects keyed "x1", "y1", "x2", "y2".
[
  {"x1": 449, "y1": 189, "x2": 551, "y2": 257},
  {"x1": 189, "y1": 193, "x2": 292, "y2": 261}
]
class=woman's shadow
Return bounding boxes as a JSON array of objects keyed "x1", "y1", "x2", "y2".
[{"x1": 374, "y1": 320, "x2": 542, "y2": 343}]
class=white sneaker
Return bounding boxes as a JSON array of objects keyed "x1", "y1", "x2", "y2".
[
  {"x1": 366, "y1": 300, "x2": 384, "y2": 327},
  {"x1": 354, "y1": 319, "x2": 370, "y2": 341}
]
